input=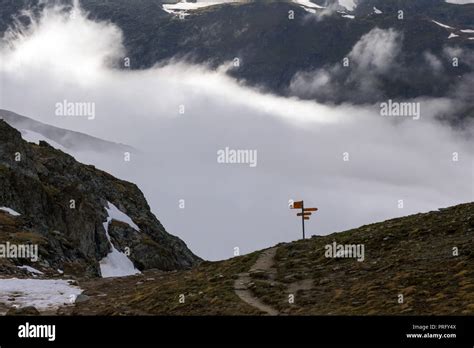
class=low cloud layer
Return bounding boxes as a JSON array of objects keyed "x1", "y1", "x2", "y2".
[
  {"x1": 290, "y1": 28, "x2": 402, "y2": 101},
  {"x1": 1, "y1": 2, "x2": 472, "y2": 260}
]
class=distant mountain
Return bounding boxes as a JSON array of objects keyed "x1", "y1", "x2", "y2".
[
  {"x1": 1, "y1": 0, "x2": 472, "y2": 109},
  {"x1": 0, "y1": 109, "x2": 135, "y2": 155},
  {"x1": 0, "y1": 120, "x2": 200, "y2": 278}
]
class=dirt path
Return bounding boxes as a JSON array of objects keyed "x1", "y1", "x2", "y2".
[{"x1": 233, "y1": 247, "x2": 279, "y2": 316}]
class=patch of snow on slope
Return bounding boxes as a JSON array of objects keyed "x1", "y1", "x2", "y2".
[
  {"x1": 461, "y1": 29, "x2": 474, "y2": 33},
  {"x1": 448, "y1": 33, "x2": 459, "y2": 38},
  {"x1": 432, "y1": 20, "x2": 455, "y2": 29},
  {"x1": 445, "y1": 0, "x2": 474, "y2": 4},
  {"x1": 105, "y1": 202, "x2": 140, "y2": 231},
  {"x1": 342, "y1": 14, "x2": 355, "y2": 19},
  {"x1": 18, "y1": 265, "x2": 43, "y2": 275},
  {"x1": 20, "y1": 129, "x2": 67, "y2": 151},
  {"x1": 293, "y1": 0, "x2": 325, "y2": 9},
  {"x1": 373, "y1": 6, "x2": 382, "y2": 14},
  {"x1": 99, "y1": 202, "x2": 141, "y2": 278},
  {"x1": 0, "y1": 278, "x2": 82, "y2": 313},
  {"x1": 338, "y1": 0, "x2": 356, "y2": 11},
  {"x1": 0, "y1": 207, "x2": 21, "y2": 216},
  {"x1": 163, "y1": 0, "x2": 239, "y2": 14}
]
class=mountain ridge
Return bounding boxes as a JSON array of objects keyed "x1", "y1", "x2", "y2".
[
  {"x1": 0, "y1": 120, "x2": 200, "y2": 278},
  {"x1": 1, "y1": 0, "x2": 472, "y2": 111},
  {"x1": 0, "y1": 109, "x2": 136, "y2": 154}
]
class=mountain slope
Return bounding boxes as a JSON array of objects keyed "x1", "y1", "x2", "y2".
[
  {"x1": 1, "y1": 0, "x2": 472, "y2": 109},
  {"x1": 64, "y1": 202, "x2": 473, "y2": 315},
  {"x1": 0, "y1": 109, "x2": 135, "y2": 154},
  {"x1": 0, "y1": 120, "x2": 200, "y2": 278}
]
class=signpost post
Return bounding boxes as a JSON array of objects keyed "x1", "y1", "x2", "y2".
[{"x1": 290, "y1": 200, "x2": 318, "y2": 239}]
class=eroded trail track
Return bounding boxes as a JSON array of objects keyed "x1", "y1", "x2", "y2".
[{"x1": 233, "y1": 247, "x2": 279, "y2": 316}]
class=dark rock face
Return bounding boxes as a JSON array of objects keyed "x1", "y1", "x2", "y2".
[{"x1": 0, "y1": 120, "x2": 200, "y2": 277}]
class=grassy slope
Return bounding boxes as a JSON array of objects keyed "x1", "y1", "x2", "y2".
[
  {"x1": 66, "y1": 251, "x2": 262, "y2": 315},
  {"x1": 258, "y1": 202, "x2": 474, "y2": 315},
  {"x1": 66, "y1": 202, "x2": 474, "y2": 315}
]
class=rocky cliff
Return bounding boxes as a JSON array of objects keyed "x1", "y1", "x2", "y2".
[{"x1": 0, "y1": 120, "x2": 200, "y2": 278}]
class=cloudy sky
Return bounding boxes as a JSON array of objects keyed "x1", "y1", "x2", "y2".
[{"x1": 0, "y1": 2, "x2": 472, "y2": 260}]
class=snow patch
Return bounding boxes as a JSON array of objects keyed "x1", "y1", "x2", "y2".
[
  {"x1": 163, "y1": 0, "x2": 240, "y2": 15},
  {"x1": 293, "y1": 0, "x2": 325, "y2": 9},
  {"x1": 0, "y1": 207, "x2": 21, "y2": 216},
  {"x1": 99, "y1": 202, "x2": 141, "y2": 278},
  {"x1": 105, "y1": 202, "x2": 140, "y2": 232},
  {"x1": 0, "y1": 278, "x2": 82, "y2": 313},
  {"x1": 342, "y1": 14, "x2": 355, "y2": 19},
  {"x1": 373, "y1": 6, "x2": 382, "y2": 14},
  {"x1": 460, "y1": 29, "x2": 474, "y2": 33},
  {"x1": 18, "y1": 265, "x2": 44, "y2": 275},
  {"x1": 448, "y1": 33, "x2": 459, "y2": 38},
  {"x1": 432, "y1": 20, "x2": 455, "y2": 29},
  {"x1": 445, "y1": 0, "x2": 474, "y2": 4},
  {"x1": 300, "y1": 7, "x2": 316, "y2": 13}
]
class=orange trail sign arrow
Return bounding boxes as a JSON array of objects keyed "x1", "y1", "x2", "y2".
[
  {"x1": 291, "y1": 201, "x2": 303, "y2": 209},
  {"x1": 297, "y1": 212, "x2": 312, "y2": 216},
  {"x1": 304, "y1": 208, "x2": 318, "y2": 212}
]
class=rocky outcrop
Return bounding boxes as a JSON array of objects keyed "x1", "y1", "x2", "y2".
[{"x1": 0, "y1": 120, "x2": 200, "y2": 277}]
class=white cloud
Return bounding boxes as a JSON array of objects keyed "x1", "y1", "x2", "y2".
[
  {"x1": 1, "y1": 3, "x2": 124, "y2": 85},
  {"x1": 0, "y1": 2, "x2": 472, "y2": 261},
  {"x1": 349, "y1": 28, "x2": 401, "y2": 73},
  {"x1": 423, "y1": 52, "x2": 444, "y2": 73},
  {"x1": 290, "y1": 28, "x2": 402, "y2": 101},
  {"x1": 338, "y1": 0, "x2": 357, "y2": 11}
]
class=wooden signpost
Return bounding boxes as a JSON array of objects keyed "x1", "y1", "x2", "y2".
[{"x1": 290, "y1": 200, "x2": 318, "y2": 239}]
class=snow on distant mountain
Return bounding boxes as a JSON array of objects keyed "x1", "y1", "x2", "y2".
[
  {"x1": 445, "y1": 0, "x2": 474, "y2": 4},
  {"x1": 163, "y1": 0, "x2": 243, "y2": 15},
  {"x1": 429, "y1": 20, "x2": 474, "y2": 40},
  {"x1": 293, "y1": 0, "x2": 325, "y2": 13},
  {"x1": 163, "y1": 0, "x2": 326, "y2": 15},
  {"x1": 373, "y1": 6, "x2": 382, "y2": 14},
  {"x1": 432, "y1": 19, "x2": 455, "y2": 29}
]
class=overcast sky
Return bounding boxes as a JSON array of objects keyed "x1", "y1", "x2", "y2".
[{"x1": 0, "y1": 2, "x2": 473, "y2": 260}]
